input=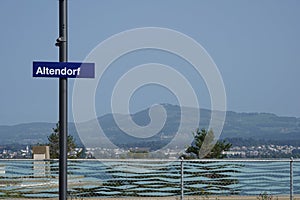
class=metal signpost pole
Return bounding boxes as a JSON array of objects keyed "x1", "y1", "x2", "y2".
[
  {"x1": 33, "y1": 3, "x2": 93, "y2": 199},
  {"x1": 58, "y1": 0, "x2": 68, "y2": 199}
]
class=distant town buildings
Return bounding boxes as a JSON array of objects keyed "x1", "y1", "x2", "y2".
[
  {"x1": 0, "y1": 145, "x2": 32, "y2": 159},
  {"x1": 0, "y1": 144, "x2": 299, "y2": 159},
  {"x1": 225, "y1": 144, "x2": 300, "y2": 158}
]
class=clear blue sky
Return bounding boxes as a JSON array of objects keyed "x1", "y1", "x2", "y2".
[{"x1": 0, "y1": 0, "x2": 299, "y2": 125}]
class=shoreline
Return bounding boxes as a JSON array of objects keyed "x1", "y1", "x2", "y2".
[{"x1": 6, "y1": 195, "x2": 299, "y2": 200}]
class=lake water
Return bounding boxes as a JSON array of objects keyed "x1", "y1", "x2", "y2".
[{"x1": 0, "y1": 159, "x2": 299, "y2": 198}]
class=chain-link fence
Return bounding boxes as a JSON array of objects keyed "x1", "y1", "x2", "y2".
[{"x1": 0, "y1": 159, "x2": 299, "y2": 199}]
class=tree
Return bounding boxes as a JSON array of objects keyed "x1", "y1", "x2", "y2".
[
  {"x1": 47, "y1": 123, "x2": 81, "y2": 159},
  {"x1": 182, "y1": 128, "x2": 232, "y2": 159}
]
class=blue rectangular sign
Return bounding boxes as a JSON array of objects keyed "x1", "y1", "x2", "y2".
[{"x1": 33, "y1": 61, "x2": 95, "y2": 78}]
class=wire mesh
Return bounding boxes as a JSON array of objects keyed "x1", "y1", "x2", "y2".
[{"x1": 0, "y1": 159, "x2": 298, "y2": 199}]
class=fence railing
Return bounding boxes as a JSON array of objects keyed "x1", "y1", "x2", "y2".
[{"x1": 0, "y1": 158, "x2": 298, "y2": 199}]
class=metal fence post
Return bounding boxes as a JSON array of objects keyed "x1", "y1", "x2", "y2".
[
  {"x1": 290, "y1": 157, "x2": 293, "y2": 200},
  {"x1": 180, "y1": 157, "x2": 184, "y2": 200}
]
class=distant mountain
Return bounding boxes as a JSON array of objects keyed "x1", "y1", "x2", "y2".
[
  {"x1": 0, "y1": 122, "x2": 80, "y2": 146},
  {"x1": 0, "y1": 104, "x2": 300, "y2": 148},
  {"x1": 223, "y1": 111, "x2": 300, "y2": 140}
]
